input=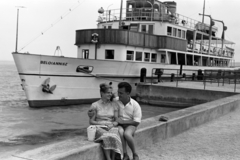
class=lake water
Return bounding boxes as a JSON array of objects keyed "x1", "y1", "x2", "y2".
[{"x1": 0, "y1": 61, "x2": 179, "y2": 159}]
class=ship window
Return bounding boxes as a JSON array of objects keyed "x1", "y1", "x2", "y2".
[
  {"x1": 141, "y1": 25, "x2": 147, "y2": 33},
  {"x1": 105, "y1": 50, "x2": 114, "y2": 59},
  {"x1": 103, "y1": 25, "x2": 112, "y2": 29},
  {"x1": 135, "y1": 52, "x2": 142, "y2": 61},
  {"x1": 128, "y1": 4, "x2": 133, "y2": 12},
  {"x1": 126, "y1": 50, "x2": 134, "y2": 60},
  {"x1": 151, "y1": 53, "x2": 157, "y2": 62},
  {"x1": 178, "y1": 29, "x2": 181, "y2": 38},
  {"x1": 148, "y1": 25, "x2": 154, "y2": 34},
  {"x1": 144, "y1": 52, "x2": 150, "y2": 62},
  {"x1": 173, "y1": 28, "x2": 177, "y2": 37},
  {"x1": 130, "y1": 23, "x2": 139, "y2": 32},
  {"x1": 167, "y1": 26, "x2": 172, "y2": 35},
  {"x1": 82, "y1": 49, "x2": 89, "y2": 59},
  {"x1": 182, "y1": 30, "x2": 186, "y2": 39},
  {"x1": 161, "y1": 55, "x2": 166, "y2": 63}
]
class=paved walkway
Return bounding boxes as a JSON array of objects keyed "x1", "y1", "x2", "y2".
[
  {"x1": 138, "y1": 107, "x2": 240, "y2": 160},
  {"x1": 153, "y1": 80, "x2": 240, "y2": 93}
]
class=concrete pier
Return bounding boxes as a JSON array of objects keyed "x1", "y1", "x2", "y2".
[
  {"x1": 136, "y1": 83, "x2": 237, "y2": 107},
  {"x1": 7, "y1": 82, "x2": 240, "y2": 160},
  {"x1": 138, "y1": 106, "x2": 240, "y2": 159}
]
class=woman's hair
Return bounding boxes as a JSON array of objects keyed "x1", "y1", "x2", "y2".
[{"x1": 100, "y1": 83, "x2": 112, "y2": 93}]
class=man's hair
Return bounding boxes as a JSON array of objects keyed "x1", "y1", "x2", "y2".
[{"x1": 118, "y1": 82, "x2": 132, "y2": 93}]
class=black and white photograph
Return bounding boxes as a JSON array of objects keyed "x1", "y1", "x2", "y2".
[{"x1": 1, "y1": 0, "x2": 240, "y2": 159}]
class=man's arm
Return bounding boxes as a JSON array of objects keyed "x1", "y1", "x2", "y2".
[
  {"x1": 112, "y1": 108, "x2": 119, "y2": 127},
  {"x1": 116, "y1": 118, "x2": 140, "y2": 126}
]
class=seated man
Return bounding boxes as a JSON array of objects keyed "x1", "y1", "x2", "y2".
[{"x1": 116, "y1": 82, "x2": 142, "y2": 160}]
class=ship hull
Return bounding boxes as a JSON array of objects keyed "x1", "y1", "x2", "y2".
[{"x1": 12, "y1": 52, "x2": 226, "y2": 108}]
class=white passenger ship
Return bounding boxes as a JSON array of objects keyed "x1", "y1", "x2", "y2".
[{"x1": 13, "y1": 0, "x2": 235, "y2": 107}]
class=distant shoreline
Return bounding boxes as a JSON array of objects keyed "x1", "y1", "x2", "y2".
[{"x1": 0, "y1": 60, "x2": 14, "y2": 64}]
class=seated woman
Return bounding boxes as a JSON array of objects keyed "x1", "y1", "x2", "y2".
[{"x1": 89, "y1": 83, "x2": 122, "y2": 160}]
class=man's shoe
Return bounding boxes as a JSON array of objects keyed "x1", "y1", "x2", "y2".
[
  {"x1": 133, "y1": 153, "x2": 139, "y2": 160},
  {"x1": 123, "y1": 153, "x2": 130, "y2": 160}
]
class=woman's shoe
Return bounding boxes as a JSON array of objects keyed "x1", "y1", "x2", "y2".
[{"x1": 123, "y1": 153, "x2": 130, "y2": 160}]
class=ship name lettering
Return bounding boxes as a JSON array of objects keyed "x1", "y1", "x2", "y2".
[{"x1": 40, "y1": 61, "x2": 68, "y2": 66}]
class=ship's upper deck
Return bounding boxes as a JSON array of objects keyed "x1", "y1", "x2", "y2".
[
  {"x1": 95, "y1": 0, "x2": 235, "y2": 57},
  {"x1": 97, "y1": 0, "x2": 220, "y2": 36}
]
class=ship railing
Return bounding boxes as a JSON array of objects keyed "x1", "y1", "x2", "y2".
[
  {"x1": 150, "y1": 68, "x2": 240, "y2": 92},
  {"x1": 99, "y1": 9, "x2": 234, "y2": 57},
  {"x1": 187, "y1": 45, "x2": 233, "y2": 58},
  {"x1": 100, "y1": 8, "x2": 212, "y2": 31},
  {"x1": 187, "y1": 39, "x2": 234, "y2": 58}
]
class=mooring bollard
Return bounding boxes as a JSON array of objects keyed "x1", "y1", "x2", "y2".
[
  {"x1": 171, "y1": 73, "x2": 175, "y2": 82},
  {"x1": 182, "y1": 73, "x2": 186, "y2": 80},
  {"x1": 140, "y1": 68, "x2": 146, "y2": 82},
  {"x1": 197, "y1": 69, "x2": 203, "y2": 80},
  {"x1": 192, "y1": 73, "x2": 195, "y2": 81}
]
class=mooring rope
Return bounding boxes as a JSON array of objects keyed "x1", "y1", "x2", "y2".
[{"x1": 19, "y1": 0, "x2": 86, "y2": 52}]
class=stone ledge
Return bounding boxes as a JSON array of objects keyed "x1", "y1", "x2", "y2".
[{"x1": 8, "y1": 94, "x2": 240, "y2": 160}]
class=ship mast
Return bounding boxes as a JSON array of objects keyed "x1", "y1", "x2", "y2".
[
  {"x1": 202, "y1": 0, "x2": 205, "y2": 23},
  {"x1": 15, "y1": 6, "x2": 25, "y2": 52}
]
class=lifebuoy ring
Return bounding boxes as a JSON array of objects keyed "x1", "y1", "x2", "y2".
[
  {"x1": 91, "y1": 33, "x2": 99, "y2": 43},
  {"x1": 182, "y1": 20, "x2": 187, "y2": 25}
]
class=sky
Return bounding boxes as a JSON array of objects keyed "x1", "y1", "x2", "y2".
[{"x1": 0, "y1": 0, "x2": 239, "y2": 62}]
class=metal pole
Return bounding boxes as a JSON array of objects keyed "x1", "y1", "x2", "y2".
[
  {"x1": 176, "y1": 70, "x2": 179, "y2": 87},
  {"x1": 95, "y1": 43, "x2": 97, "y2": 60},
  {"x1": 152, "y1": 0, "x2": 155, "y2": 21},
  {"x1": 202, "y1": 0, "x2": 205, "y2": 23},
  {"x1": 15, "y1": 6, "x2": 25, "y2": 53},
  {"x1": 109, "y1": 10, "x2": 111, "y2": 21},
  {"x1": 119, "y1": 0, "x2": 123, "y2": 28},
  {"x1": 234, "y1": 71, "x2": 236, "y2": 92},
  {"x1": 199, "y1": 13, "x2": 212, "y2": 61},
  {"x1": 107, "y1": 4, "x2": 113, "y2": 22},
  {"x1": 151, "y1": 68, "x2": 153, "y2": 85},
  {"x1": 204, "y1": 72, "x2": 206, "y2": 90},
  {"x1": 212, "y1": 19, "x2": 226, "y2": 55},
  {"x1": 15, "y1": 8, "x2": 19, "y2": 52},
  {"x1": 151, "y1": 3, "x2": 153, "y2": 21}
]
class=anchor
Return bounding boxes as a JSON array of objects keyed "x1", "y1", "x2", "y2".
[{"x1": 42, "y1": 78, "x2": 57, "y2": 94}]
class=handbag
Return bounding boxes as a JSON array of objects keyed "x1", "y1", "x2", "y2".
[{"x1": 87, "y1": 125, "x2": 97, "y2": 141}]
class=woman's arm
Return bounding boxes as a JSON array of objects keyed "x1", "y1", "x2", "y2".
[
  {"x1": 89, "y1": 110, "x2": 101, "y2": 125},
  {"x1": 112, "y1": 107, "x2": 119, "y2": 127},
  {"x1": 89, "y1": 110, "x2": 97, "y2": 125},
  {"x1": 89, "y1": 110, "x2": 112, "y2": 126}
]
